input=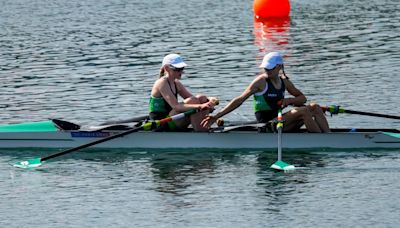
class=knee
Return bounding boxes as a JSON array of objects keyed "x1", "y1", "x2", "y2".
[
  {"x1": 184, "y1": 96, "x2": 201, "y2": 104},
  {"x1": 196, "y1": 95, "x2": 209, "y2": 104},
  {"x1": 291, "y1": 107, "x2": 312, "y2": 119},
  {"x1": 185, "y1": 95, "x2": 209, "y2": 104},
  {"x1": 308, "y1": 103, "x2": 323, "y2": 115},
  {"x1": 308, "y1": 103, "x2": 320, "y2": 110}
]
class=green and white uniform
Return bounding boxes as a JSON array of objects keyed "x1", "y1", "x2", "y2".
[
  {"x1": 149, "y1": 79, "x2": 178, "y2": 130},
  {"x1": 253, "y1": 77, "x2": 286, "y2": 123}
]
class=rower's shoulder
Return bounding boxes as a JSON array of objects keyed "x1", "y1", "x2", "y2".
[
  {"x1": 254, "y1": 72, "x2": 267, "y2": 81},
  {"x1": 249, "y1": 73, "x2": 267, "y2": 92},
  {"x1": 256, "y1": 71, "x2": 267, "y2": 78},
  {"x1": 280, "y1": 75, "x2": 289, "y2": 80},
  {"x1": 155, "y1": 76, "x2": 168, "y2": 85}
]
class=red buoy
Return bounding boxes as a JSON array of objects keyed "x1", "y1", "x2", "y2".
[{"x1": 253, "y1": 0, "x2": 290, "y2": 18}]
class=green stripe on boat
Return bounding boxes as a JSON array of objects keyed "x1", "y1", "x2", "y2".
[
  {"x1": 0, "y1": 120, "x2": 58, "y2": 132},
  {"x1": 383, "y1": 132, "x2": 400, "y2": 139}
]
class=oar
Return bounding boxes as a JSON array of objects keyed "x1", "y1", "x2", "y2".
[
  {"x1": 99, "y1": 114, "x2": 149, "y2": 126},
  {"x1": 270, "y1": 108, "x2": 295, "y2": 172},
  {"x1": 14, "y1": 109, "x2": 198, "y2": 168},
  {"x1": 323, "y1": 105, "x2": 400, "y2": 120}
]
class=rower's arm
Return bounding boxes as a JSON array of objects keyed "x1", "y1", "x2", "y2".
[
  {"x1": 176, "y1": 80, "x2": 193, "y2": 99},
  {"x1": 283, "y1": 79, "x2": 307, "y2": 106},
  {"x1": 159, "y1": 80, "x2": 180, "y2": 108},
  {"x1": 214, "y1": 77, "x2": 262, "y2": 119},
  {"x1": 160, "y1": 81, "x2": 211, "y2": 112}
]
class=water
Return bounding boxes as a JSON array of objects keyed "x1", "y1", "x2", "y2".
[
  {"x1": 1, "y1": 0, "x2": 400, "y2": 227},
  {"x1": 2, "y1": 149, "x2": 400, "y2": 227}
]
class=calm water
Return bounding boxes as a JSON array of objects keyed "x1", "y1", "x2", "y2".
[{"x1": 1, "y1": 0, "x2": 400, "y2": 227}]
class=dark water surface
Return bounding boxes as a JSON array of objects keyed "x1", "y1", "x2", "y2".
[{"x1": 1, "y1": 0, "x2": 400, "y2": 227}]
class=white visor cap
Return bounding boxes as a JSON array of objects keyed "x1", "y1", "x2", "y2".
[
  {"x1": 259, "y1": 52, "x2": 284, "y2": 70},
  {"x1": 162, "y1": 54, "x2": 187, "y2": 68}
]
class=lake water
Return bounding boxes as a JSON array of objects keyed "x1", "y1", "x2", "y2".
[{"x1": 1, "y1": 0, "x2": 399, "y2": 227}]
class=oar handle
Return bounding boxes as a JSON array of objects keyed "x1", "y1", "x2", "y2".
[
  {"x1": 276, "y1": 100, "x2": 284, "y2": 130},
  {"x1": 276, "y1": 100, "x2": 284, "y2": 132}
]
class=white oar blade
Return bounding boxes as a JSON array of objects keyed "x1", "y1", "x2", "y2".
[
  {"x1": 270, "y1": 160, "x2": 295, "y2": 172},
  {"x1": 14, "y1": 158, "x2": 42, "y2": 169}
]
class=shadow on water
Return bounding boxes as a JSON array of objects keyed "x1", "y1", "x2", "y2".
[{"x1": 147, "y1": 149, "x2": 242, "y2": 195}]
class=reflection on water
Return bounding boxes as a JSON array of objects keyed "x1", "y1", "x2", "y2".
[
  {"x1": 2, "y1": 148, "x2": 400, "y2": 226},
  {"x1": 253, "y1": 17, "x2": 291, "y2": 57},
  {"x1": 150, "y1": 151, "x2": 218, "y2": 195}
]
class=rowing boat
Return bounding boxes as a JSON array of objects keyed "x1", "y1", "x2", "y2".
[{"x1": 0, "y1": 119, "x2": 399, "y2": 149}]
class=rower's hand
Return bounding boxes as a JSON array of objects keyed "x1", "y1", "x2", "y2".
[
  {"x1": 207, "y1": 97, "x2": 219, "y2": 113},
  {"x1": 201, "y1": 115, "x2": 217, "y2": 128},
  {"x1": 199, "y1": 101, "x2": 215, "y2": 111},
  {"x1": 281, "y1": 98, "x2": 293, "y2": 108}
]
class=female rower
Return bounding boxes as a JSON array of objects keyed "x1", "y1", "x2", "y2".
[
  {"x1": 201, "y1": 52, "x2": 330, "y2": 133},
  {"x1": 149, "y1": 53, "x2": 217, "y2": 132}
]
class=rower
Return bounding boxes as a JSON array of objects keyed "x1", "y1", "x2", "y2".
[
  {"x1": 149, "y1": 53, "x2": 218, "y2": 132},
  {"x1": 201, "y1": 51, "x2": 330, "y2": 133}
]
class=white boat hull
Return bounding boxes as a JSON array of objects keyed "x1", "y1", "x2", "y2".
[{"x1": 0, "y1": 130, "x2": 399, "y2": 149}]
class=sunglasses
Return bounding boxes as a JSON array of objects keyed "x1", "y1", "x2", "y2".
[
  {"x1": 170, "y1": 66, "x2": 185, "y2": 72},
  {"x1": 264, "y1": 64, "x2": 280, "y2": 71}
]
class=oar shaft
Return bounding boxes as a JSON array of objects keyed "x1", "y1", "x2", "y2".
[
  {"x1": 277, "y1": 128, "x2": 282, "y2": 161},
  {"x1": 277, "y1": 109, "x2": 283, "y2": 161},
  {"x1": 270, "y1": 107, "x2": 295, "y2": 171},
  {"x1": 323, "y1": 105, "x2": 400, "y2": 120},
  {"x1": 42, "y1": 126, "x2": 143, "y2": 161},
  {"x1": 344, "y1": 109, "x2": 400, "y2": 120},
  {"x1": 42, "y1": 109, "x2": 197, "y2": 162}
]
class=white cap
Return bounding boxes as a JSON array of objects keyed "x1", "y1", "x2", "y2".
[
  {"x1": 162, "y1": 54, "x2": 187, "y2": 68},
  {"x1": 259, "y1": 52, "x2": 284, "y2": 69}
]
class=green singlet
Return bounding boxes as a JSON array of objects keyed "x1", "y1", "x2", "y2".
[
  {"x1": 148, "y1": 96, "x2": 177, "y2": 131},
  {"x1": 149, "y1": 78, "x2": 180, "y2": 131},
  {"x1": 253, "y1": 77, "x2": 286, "y2": 123},
  {"x1": 149, "y1": 96, "x2": 169, "y2": 114}
]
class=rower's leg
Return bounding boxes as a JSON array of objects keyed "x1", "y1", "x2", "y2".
[
  {"x1": 169, "y1": 108, "x2": 191, "y2": 130},
  {"x1": 308, "y1": 103, "x2": 331, "y2": 133},
  {"x1": 197, "y1": 95, "x2": 209, "y2": 103},
  {"x1": 186, "y1": 95, "x2": 210, "y2": 132},
  {"x1": 283, "y1": 107, "x2": 322, "y2": 133},
  {"x1": 169, "y1": 95, "x2": 210, "y2": 131}
]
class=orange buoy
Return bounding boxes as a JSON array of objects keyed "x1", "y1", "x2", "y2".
[{"x1": 253, "y1": 0, "x2": 290, "y2": 18}]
